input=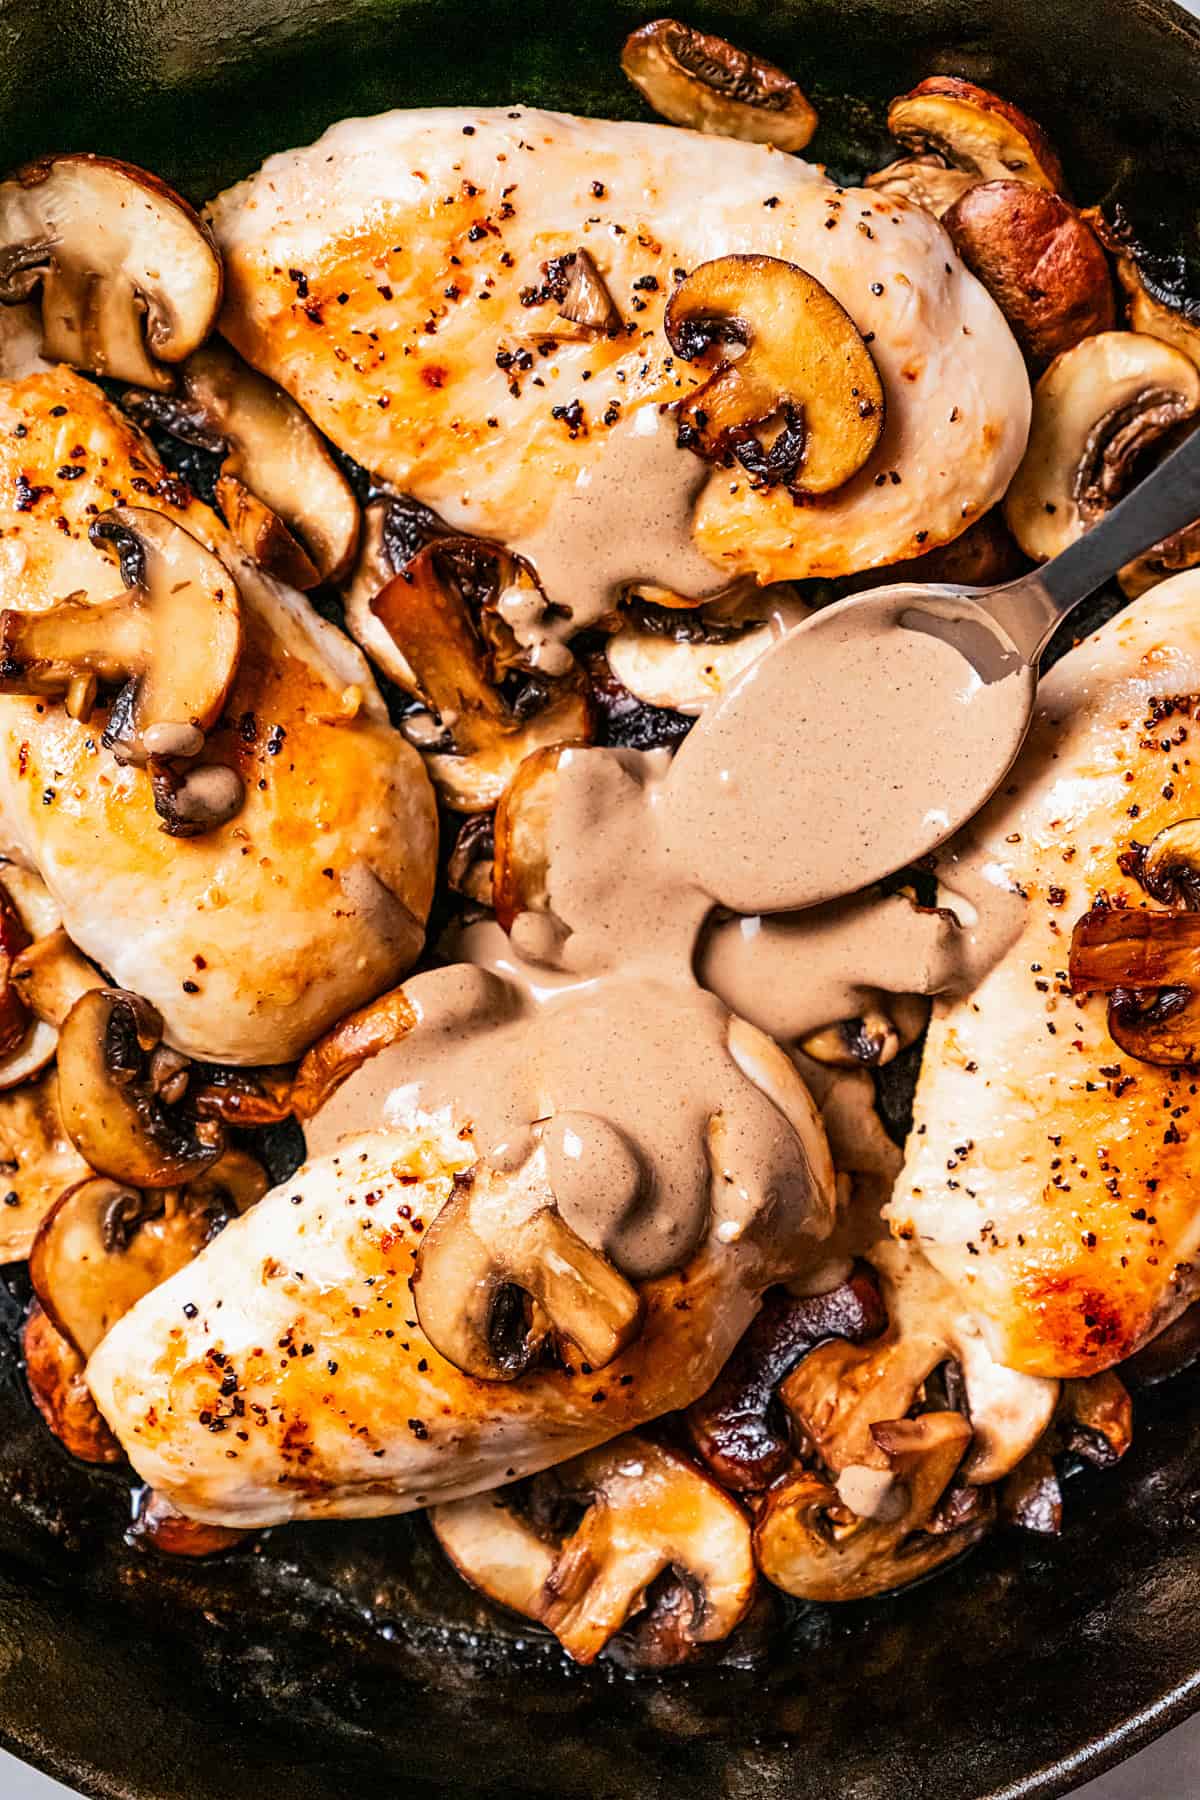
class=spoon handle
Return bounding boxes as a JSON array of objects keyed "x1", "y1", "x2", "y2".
[{"x1": 987, "y1": 422, "x2": 1200, "y2": 658}]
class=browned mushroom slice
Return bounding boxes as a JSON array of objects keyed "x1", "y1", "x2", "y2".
[
  {"x1": 753, "y1": 1411, "x2": 988, "y2": 1601},
  {"x1": 290, "y1": 985, "x2": 419, "y2": 1120},
  {"x1": 1004, "y1": 333, "x2": 1200, "y2": 562},
  {"x1": 0, "y1": 1068, "x2": 91, "y2": 1261},
  {"x1": 799, "y1": 1001, "x2": 928, "y2": 1071},
  {"x1": 342, "y1": 493, "x2": 455, "y2": 693},
  {"x1": 864, "y1": 156, "x2": 975, "y2": 218},
  {"x1": 1137, "y1": 819, "x2": 1200, "y2": 909},
  {"x1": 685, "y1": 1268, "x2": 887, "y2": 1491},
  {"x1": 1083, "y1": 200, "x2": 1200, "y2": 369},
  {"x1": 620, "y1": 20, "x2": 816, "y2": 151},
  {"x1": 433, "y1": 1435, "x2": 756, "y2": 1665},
  {"x1": 412, "y1": 1151, "x2": 642, "y2": 1381},
  {"x1": 491, "y1": 743, "x2": 565, "y2": 930},
  {"x1": 1058, "y1": 1370, "x2": 1133, "y2": 1468},
  {"x1": 30, "y1": 1172, "x2": 229, "y2": 1358},
  {"x1": 131, "y1": 1486, "x2": 250, "y2": 1557},
  {"x1": 1069, "y1": 905, "x2": 1200, "y2": 1064},
  {"x1": 446, "y1": 812, "x2": 496, "y2": 908},
  {"x1": 0, "y1": 155, "x2": 222, "y2": 389},
  {"x1": 10, "y1": 927, "x2": 103, "y2": 1028},
  {"x1": 56, "y1": 987, "x2": 225, "y2": 1186},
  {"x1": 214, "y1": 472, "x2": 319, "y2": 590},
  {"x1": 22, "y1": 1300, "x2": 122, "y2": 1464},
  {"x1": 942, "y1": 182, "x2": 1115, "y2": 368},
  {"x1": 0, "y1": 506, "x2": 243, "y2": 776},
  {"x1": 887, "y1": 77, "x2": 1063, "y2": 192},
  {"x1": 664, "y1": 255, "x2": 884, "y2": 496},
  {"x1": 1001, "y1": 1446, "x2": 1063, "y2": 1535},
  {"x1": 183, "y1": 1146, "x2": 270, "y2": 1217},
  {"x1": 191, "y1": 1065, "x2": 294, "y2": 1127},
  {"x1": 372, "y1": 539, "x2": 592, "y2": 814},
  {"x1": 127, "y1": 339, "x2": 360, "y2": 585}
]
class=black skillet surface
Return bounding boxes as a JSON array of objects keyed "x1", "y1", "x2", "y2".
[{"x1": 4, "y1": 0, "x2": 1200, "y2": 1795}]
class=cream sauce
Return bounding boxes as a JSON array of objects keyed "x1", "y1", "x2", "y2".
[
  {"x1": 662, "y1": 588, "x2": 1036, "y2": 915},
  {"x1": 507, "y1": 406, "x2": 729, "y2": 645}
]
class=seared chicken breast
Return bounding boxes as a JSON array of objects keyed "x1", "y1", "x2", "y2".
[
  {"x1": 0, "y1": 369, "x2": 437, "y2": 1062},
  {"x1": 207, "y1": 108, "x2": 1029, "y2": 592},
  {"x1": 892, "y1": 570, "x2": 1200, "y2": 1379},
  {"x1": 87, "y1": 1054, "x2": 834, "y2": 1526}
]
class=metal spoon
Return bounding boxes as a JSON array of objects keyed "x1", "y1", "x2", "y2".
[{"x1": 664, "y1": 422, "x2": 1200, "y2": 915}]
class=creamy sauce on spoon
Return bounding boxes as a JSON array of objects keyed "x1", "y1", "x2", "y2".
[{"x1": 662, "y1": 588, "x2": 1036, "y2": 914}]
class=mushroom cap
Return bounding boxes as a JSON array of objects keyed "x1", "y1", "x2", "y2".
[
  {"x1": 942, "y1": 181, "x2": 1115, "y2": 368},
  {"x1": 887, "y1": 77, "x2": 1064, "y2": 191},
  {"x1": 22, "y1": 1300, "x2": 122, "y2": 1465},
  {"x1": 0, "y1": 154, "x2": 222, "y2": 388},
  {"x1": 621, "y1": 19, "x2": 817, "y2": 152},
  {"x1": 1004, "y1": 331, "x2": 1200, "y2": 560}
]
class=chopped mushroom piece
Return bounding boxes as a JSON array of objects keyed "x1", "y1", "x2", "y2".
[
  {"x1": 1084, "y1": 199, "x2": 1200, "y2": 368},
  {"x1": 22, "y1": 1300, "x2": 122, "y2": 1465},
  {"x1": 665, "y1": 255, "x2": 884, "y2": 496},
  {"x1": 432, "y1": 1434, "x2": 756, "y2": 1665},
  {"x1": 412, "y1": 1148, "x2": 643, "y2": 1380},
  {"x1": 11, "y1": 927, "x2": 104, "y2": 1028},
  {"x1": 685, "y1": 1268, "x2": 887, "y2": 1491},
  {"x1": 620, "y1": 20, "x2": 816, "y2": 151},
  {"x1": 886, "y1": 77, "x2": 1063, "y2": 193},
  {"x1": 290, "y1": 985, "x2": 418, "y2": 1120},
  {"x1": 127, "y1": 339, "x2": 360, "y2": 585},
  {"x1": 55, "y1": 987, "x2": 225, "y2": 1186},
  {"x1": 0, "y1": 155, "x2": 221, "y2": 389},
  {"x1": 341, "y1": 493, "x2": 454, "y2": 693},
  {"x1": 446, "y1": 812, "x2": 496, "y2": 908},
  {"x1": 131, "y1": 1486, "x2": 250, "y2": 1557},
  {"x1": 1069, "y1": 905, "x2": 1200, "y2": 1064},
  {"x1": 942, "y1": 182, "x2": 1115, "y2": 367},
  {"x1": 1004, "y1": 333, "x2": 1200, "y2": 562},
  {"x1": 190, "y1": 1066, "x2": 294, "y2": 1128},
  {"x1": 753, "y1": 1410, "x2": 990, "y2": 1602},
  {"x1": 372, "y1": 538, "x2": 592, "y2": 813},
  {"x1": 864, "y1": 156, "x2": 975, "y2": 218},
  {"x1": 800, "y1": 1000, "x2": 929, "y2": 1070},
  {"x1": 0, "y1": 505, "x2": 243, "y2": 778},
  {"x1": 30, "y1": 1150, "x2": 263, "y2": 1359}
]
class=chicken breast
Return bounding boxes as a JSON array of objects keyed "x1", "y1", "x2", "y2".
[
  {"x1": 891, "y1": 570, "x2": 1200, "y2": 1379},
  {"x1": 0, "y1": 368, "x2": 437, "y2": 1063},
  {"x1": 206, "y1": 108, "x2": 1029, "y2": 603},
  {"x1": 87, "y1": 1036, "x2": 834, "y2": 1527}
]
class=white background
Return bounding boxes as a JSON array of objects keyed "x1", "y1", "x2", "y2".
[{"x1": 6, "y1": 4, "x2": 1200, "y2": 1793}]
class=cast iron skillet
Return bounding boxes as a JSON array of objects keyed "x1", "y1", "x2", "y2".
[{"x1": 3, "y1": 0, "x2": 1200, "y2": 1794}]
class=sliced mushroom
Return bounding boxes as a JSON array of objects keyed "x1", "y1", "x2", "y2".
[
  {"x1": 1004, "y1": 333, "x2": 1200, "y2": 562},
  {"x1": 753, "y1": 1411, "x2": 989, "y2": 1601},
  {"x1": 372, "y1": 539, "x2": 592, "y2": 813},
  {"x1": 342, "y1": 494, "x2": 455, "y2": 693},
  {"x1": 620, "y1": 20, "x2": 816, "y2": 151},
  {"x1": 55, "y1": 987, "x2": 224, "y2": 1187},
  {"x1": 1069, "y1": 904, "x2": 1200, "y2": 1063},
  {"x1": 433, "y1": 1435, "x2": 756, "y2": 1665},
  {"x1": 685, "y1": 1268, "x2": 887, "y2": 1492},
  {"x1": 665, "y1": 255, "x2": 884, "y2": 495},
  {"x1": 412, "y1": 1149, "x2": 642, "y2": 1381},
  {"x1": 606, "y1": 584, "x2": 809, "y2": 716},
  {"x1": 0, "y1": 155, "x2": 222, "y2": 389},
  {"x1": 130, "y1": 1486, "x2": 250, "y2": 1558},
  {"x1": 864, "y1": 156, "x2": 975, "y2": 218},
  {"x1": 886, "y1": 77, "x2": 1063, "y2": 193},
  {"x1": 491, "y1": 744, "x2": 563, "y2": 932},
  {"x1": 10, "y1": 927, "x2": 103, "y2": 1029},
  {"x1": 1117, "y1": 519, "x2": 1200, "y2": 600},
  {"x1": 1001, "y1": 1446, "x2": 1063, "y2": 1535},
  {"x1": 1059, "y1": 1369, "x2": 1133, "y2": 1469},
  {"x1": 942, "y1": 182, "x2": 1115, "y2": 368},
  {"x1": 127, "y1": 340, "x2": 359, "y2": 585},
  {"x1": 447, "y1": 811, "x2": 496, "y2": 907},
  {"x1": 290, "y1": 985, "x2": 419, "y2": 1120},
  {"x1": 1083, "y1": 198, "x2": 1200, "y2": 368},
  {"x1": 1126, "y1": 822, "x2": 1200, "y2": 914},
  {"x1": 30, "y1": 1150, "x2": 260, "y2": 1361},
  {"x1": 800, "y1": 1001, "x2": 928, "y2": 1070},
  {"x1": 190, "y1": 1066, "x2": 294, "y2": 1128},
  {"x1": 0, "y1": 506, "x2": 242, "y2": 776},
  {"x1": 22, "y1": 1300, "x2": 122, "y2": 1464}
]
